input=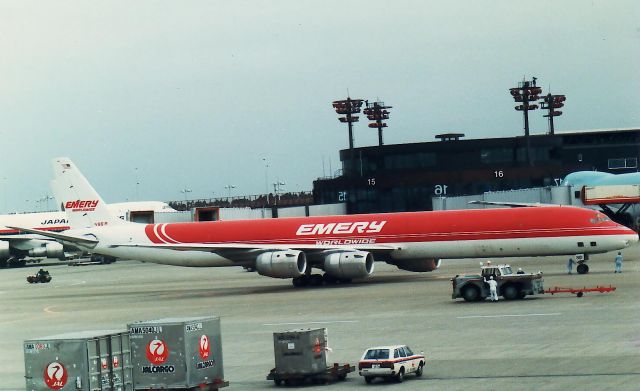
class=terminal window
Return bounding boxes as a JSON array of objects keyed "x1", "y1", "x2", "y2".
[{"x1": 608, "y1": 157, "x2": 638, "y2": 169}]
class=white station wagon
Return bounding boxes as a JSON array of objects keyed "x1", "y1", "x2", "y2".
[{"x1": 358, "y1": 345, "x2": 425, "y2": 383}]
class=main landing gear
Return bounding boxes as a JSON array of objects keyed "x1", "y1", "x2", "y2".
[{"x1": 291, "y1": 274, "x2": 352, "y2": 288}]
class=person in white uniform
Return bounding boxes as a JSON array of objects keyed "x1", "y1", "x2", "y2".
[{"x1": 484, "y1": 275, "x2": 499, "y2": 301}]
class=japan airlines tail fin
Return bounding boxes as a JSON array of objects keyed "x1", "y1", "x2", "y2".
[{"x1": 51, "y1": 157, "x2": 126, "y2": 229}]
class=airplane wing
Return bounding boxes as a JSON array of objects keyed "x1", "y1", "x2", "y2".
[
  {"x1": 6, "y1": 226, "x2": 98, "y2": 246},
  {"x1": 0, "y1": 234, "x2": 55, "y2": 241},
  {"x1": 468, "y1": 201, "x2": 557, "y2": 208}
]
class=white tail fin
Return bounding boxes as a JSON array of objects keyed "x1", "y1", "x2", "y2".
[{"x1": 51, "y1": 157, "x2": 125, "y2": 229}]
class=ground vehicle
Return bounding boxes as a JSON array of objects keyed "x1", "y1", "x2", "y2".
[
  {"x1": 26, "y1": 270, "x2": 51, "y2": 283},
  {"x1": 452, "y1": 264, "x2": 544, "y2": 302},
  {"x1": 358, "y1": 345, "x2": 425, "y2": 383}
]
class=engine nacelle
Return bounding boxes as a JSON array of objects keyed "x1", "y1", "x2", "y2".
[
  {"x1": 0, "y1": 241, "x2": 9, "y2": 259},
  {"x1": 28, "y1": 242, "x2": 65, "y2": 260},
  {"x1": 392, "y1": 258, "x2": 441, "y2": 272},
  {"x1": 256, "y1": 250, "x2": 307, "y2": 278},
  {"x1": 324, "y1": 251, "x2": 374, "y2": 279}
]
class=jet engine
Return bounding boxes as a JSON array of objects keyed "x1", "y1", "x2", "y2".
[
  {"x1": 256, "y1": 250, "x2": 307, "y2": 278},
  {"x1": 392, "y1": 258, "x2": 441, "y2": 272},
  {"x1": 0, "y1": 241, "x2": 9, "y2": 259},
  {"x1": 324, "y1": 251, "x2": 374, "y2": 279},
  {"x1": 28, "y1": 242, "x2": 64, "y2": 260}
]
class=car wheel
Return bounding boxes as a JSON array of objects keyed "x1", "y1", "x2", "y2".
[
  {"x1": 396, "y1": 368, "x2": 405, "y2": 383},
  {"x1": 364, "y1": 376, "x2": 374, "y2": 384},
  {"x1": 415, "y1": 362, "x2": 424, "y2": 377}
]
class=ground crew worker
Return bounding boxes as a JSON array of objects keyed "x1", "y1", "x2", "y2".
[
  {"x1": 567, "y1": 257, "x2": 575, "y2": 274},
  {"x1": 483, "y1": 276, "x2": 499, "y2": 301},
  {"x1": 517, "y1": 268, "x2": 525, "y2": 274},
  {"x1": 614, "y1": 252, "x2": 623, "y2": 273}
]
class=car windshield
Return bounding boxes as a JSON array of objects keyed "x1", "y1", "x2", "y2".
[
  {"x1": 404, "y1": 346, "x2": 414, "y2": 355},
  {"x1": 503, "y1": 266, "x2": 513, "y2": 274},
  {"x1": 364, "y1": 349, "x2": 389, "y2": 360}
]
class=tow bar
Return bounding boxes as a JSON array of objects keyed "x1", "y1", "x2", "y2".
[{"x1": 545, "y1": 285, "x2": 616, "y2": 298}]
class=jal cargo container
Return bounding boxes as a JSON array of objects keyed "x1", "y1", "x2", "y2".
[
  {"x1": 273, "y1": 328, "x2": 327, "y2": 375},
  {"x1": 128, "y1": 316, "x2": 226, "y2": 390},
  {"x1": 24, "y1": 330, "x2": 133, "y2": 391}
]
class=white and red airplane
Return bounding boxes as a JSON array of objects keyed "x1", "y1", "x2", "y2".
[
  {"x1": 0, "y1": 199, "x2": 175, "y2": 268},
  {"x1": 12, "y1": 157, "x2": 638, "y2": 286}
]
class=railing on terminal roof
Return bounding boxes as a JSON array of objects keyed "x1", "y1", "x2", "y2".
[{"x1": 168, "y1": 191, "x2": 315, "y2": 212}]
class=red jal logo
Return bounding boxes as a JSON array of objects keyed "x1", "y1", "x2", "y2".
[
  {"x1": 199, "y1": 335, "x2": 211, "y2": 359},
  {"x1": 44, "y1": 362, "x2": 68, "y2": 390},
  {"x1": 146, "y1": 339, "x2": 169, "y2": 364}
]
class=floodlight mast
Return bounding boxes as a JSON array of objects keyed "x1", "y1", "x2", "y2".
[
  {"x1": 332, "y1": 97, "x2": 364, "y2": 174},
  {"x1": 510, "y1": 78, "x2": 542, "y2": 166},
  {"x1": 540, "y1": 93, "x2": 566, "y2": 135},
  {"x1": 364, "y1": 101, "x2": 392, "y2": 146}
]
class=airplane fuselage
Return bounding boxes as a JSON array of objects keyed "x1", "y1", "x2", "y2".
[{"x1": 82, "y1": 206, "x2": 637, "y2": 267}]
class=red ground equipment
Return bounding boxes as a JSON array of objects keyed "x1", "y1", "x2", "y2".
[{"x1": 544, "y1": 285, "x2": 616, "y2": 298}]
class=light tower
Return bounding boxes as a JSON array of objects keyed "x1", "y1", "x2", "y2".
[
  {"x1": 332, "y1": 97, "x2": 364, "y2": 174},
  {"x1": 509, "y1": 77, "x2": 542, "y2": 166},
  {"x1": 363, "y1": 101, "x2": 392, "y2": 146},
  {"x1": 540, "y1": 93, "x2": 566, "y2": 134}
]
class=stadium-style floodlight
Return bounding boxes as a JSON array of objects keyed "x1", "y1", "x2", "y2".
[
  {"x1": 540, "y1": 93, "x2": 566, "y2": 135},
  {"x1": 332, "y1": 97, "x2": 364, "y2": 171},
  {"x1": 509, "y1": 77, "x2": 542, "y2": 166},
  {"x1": 363, "y1": 101, "x2": 392, "y2": 146},
  {"x1": 224, "y1": 184, "x2": 236, "y2": 198}
]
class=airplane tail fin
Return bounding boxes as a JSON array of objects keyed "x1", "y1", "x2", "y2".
[{"x1": 51, "y1": 157, "x2": 126, "y2": 229}]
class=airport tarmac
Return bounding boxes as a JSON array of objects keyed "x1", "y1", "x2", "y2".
[{"x1": 1, "y1": 245, "x2": 639, "y2": 391}]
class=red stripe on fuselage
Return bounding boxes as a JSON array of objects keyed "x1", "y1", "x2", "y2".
[{"x1": 142, "y1": 207, "x2": 632, "y2": 245}]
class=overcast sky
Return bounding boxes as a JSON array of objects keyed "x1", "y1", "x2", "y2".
[{"x1": 1, "y1": 0, "x2": 638, "y2": 213}]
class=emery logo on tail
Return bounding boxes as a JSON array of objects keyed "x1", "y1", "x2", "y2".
[
  {"x1": 64, "y1": 200, "x2": 99, "y2": 212},
  {"x1": 296, "y1": 221, "x2": 387, "y2": 236}
]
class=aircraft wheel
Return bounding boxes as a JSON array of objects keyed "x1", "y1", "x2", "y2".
[
  {"x1": 310, "y1": 274, "x2": 324, "y2": 286},
  {"x1": 576, "y1": 263, "x2": 589, "y2": 274},
  {"x1": 292, "y1": 276, "x2": 309, "y2": 288},
  {"x1": 323, "y1": 274, "x2": 338, "y2": 285}
]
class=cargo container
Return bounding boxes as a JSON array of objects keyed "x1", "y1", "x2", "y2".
[
  {"x1": 268, "y1": 328, "x2": 353, "y2": 386},
  {"x1": 128, "y1": 316, "x2": 227, "y2": 390},
  {"x1": 24, "y1": 330, "x2": 133, "y2": 391},
  {"x1": 273, "y1": 328, "x2": 327, "y2": 374}
]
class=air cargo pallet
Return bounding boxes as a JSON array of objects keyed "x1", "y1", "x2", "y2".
[{"x1": 267, "y1": 363, "x2": 354, "y2": 386}]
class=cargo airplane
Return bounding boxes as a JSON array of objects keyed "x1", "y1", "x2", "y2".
[
  {"x1": 11, "y1": 157, "x2": 638, "y2": 286},
  {"x1": 0, "y1": 199, "x2": 175, "y2": 268}
]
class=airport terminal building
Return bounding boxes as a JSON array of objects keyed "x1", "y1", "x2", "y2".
[{"x1": 313, "y1": 128, "x2": 640, "y2": 214}]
